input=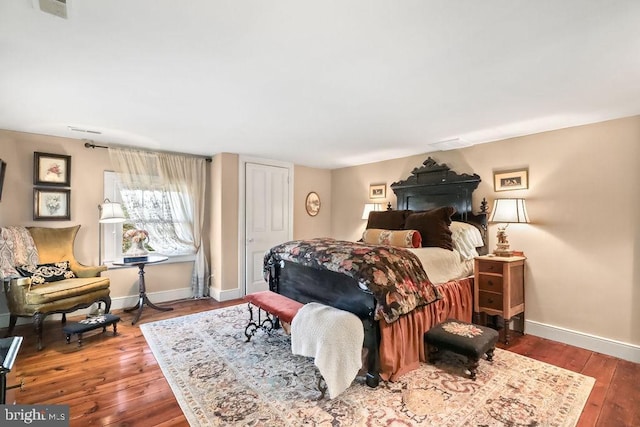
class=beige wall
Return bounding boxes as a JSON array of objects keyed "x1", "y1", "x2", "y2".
[
  {"x1": 331, "y1": 115, "x2": 640, "y2": 348},
  {"x1": 293, "y1": 165, "x2": 332, "y2": 239},
  {"x1": 210, "y1": 153, "x2": 239, "y2": 293}
]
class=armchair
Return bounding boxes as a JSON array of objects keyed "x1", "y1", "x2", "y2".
[{"x1": 1, "y1": 225, "x2": 111, "y2": 350}]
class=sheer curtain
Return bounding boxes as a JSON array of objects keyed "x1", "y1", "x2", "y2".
[{"x1": 109, "y1": 147, "x2": 210, "y2": 298}]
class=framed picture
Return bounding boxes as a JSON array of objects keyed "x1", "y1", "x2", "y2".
[
  {"x1": 494, "y1": 169, "x2": 529, "y2": 192},
  {"x1": 0, "y1": 159, "x2": 6, "y2": 201},
  {"x1": 305, "y1": 191, "x2": 321, "y2": 217},
  {"x1": 34, "y1": 152, "x2": 71, "y2": 187},
  {"x1": 369, "y1": 184, "x2": 386, "y2": 199},
  {"x1": 34, "y1": 188, "x2": 71, "y2": 220}
]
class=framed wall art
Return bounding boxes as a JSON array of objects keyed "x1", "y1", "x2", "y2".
[
  {"x1": 305, "y1": 191, "x2": 321, "y2": 217},
  {"x1": 34, "y1": 188, "x2": 71, "y2": 220},
  {"x1": 494, "y1": 169, "x2": 528, "y2": 192},
  {"x1": 369, "y1": 183, "x2": 386, "y2": 199},
  {"x1": 34, "y1": 152, "x2": 71, "y2": 187}
]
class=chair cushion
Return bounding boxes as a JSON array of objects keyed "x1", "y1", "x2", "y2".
[{"x1": 25, "y1": 276, "x2": 111, "y2": 305}]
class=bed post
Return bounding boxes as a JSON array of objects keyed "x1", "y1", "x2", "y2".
[{"x1": 363, "y1": 313, "x2": 381, "y2": 387}]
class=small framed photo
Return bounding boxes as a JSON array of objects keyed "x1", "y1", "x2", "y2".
[
  {"x1": 369, "y1": 184, "x2": 386, "y2": 199},
  {"x1": 34, "y1": 188, "x2": 71, "y2": 220},
  {"x1": 494, "y1": 169, "x2": 528, "y2": 192},
  {"x1": 34, "y1": 152, "x2": 71, "y2": 187}
]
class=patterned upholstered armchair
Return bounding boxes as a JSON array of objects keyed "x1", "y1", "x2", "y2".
[{"x1": 1, "y1": 225, "x2": 111, "y2": 350}]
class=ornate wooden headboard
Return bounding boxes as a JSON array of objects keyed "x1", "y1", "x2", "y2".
[{"x1": 391, "y1": 157, "x2": 488, "y2": 253}]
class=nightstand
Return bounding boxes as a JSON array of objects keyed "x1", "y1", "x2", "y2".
[{"x1": 474, "y1": 255, "x2": 526, "y2": 344}]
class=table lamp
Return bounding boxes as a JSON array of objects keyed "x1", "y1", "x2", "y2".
[
  {"x1": 361, "y1": 203, "x2": 383, "y2": 220},
  {"x1": 98, "y1": 199, "x2": 125, "y2": 265},
  {"x1": 488, "y1": 198, "x2": 529, "y2": 256}
]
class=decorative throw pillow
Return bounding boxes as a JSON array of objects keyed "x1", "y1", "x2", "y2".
[
  {"x1": 16, "y1": 261, "x2": 76, "y2": 286},
  {"x1": 365, "y1": 210, "x2": 412, "y2": 230},
  {"x1": 404, "y1": 206, "x2": 456, "y2": 250},
  {"x1": 362, "y1": 229, "x2": 422, "y2": 248}
]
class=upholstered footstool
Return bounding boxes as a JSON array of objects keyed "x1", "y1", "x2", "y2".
[{"x1": 425, "y1": 319, "x2": 499, "y2": 380}]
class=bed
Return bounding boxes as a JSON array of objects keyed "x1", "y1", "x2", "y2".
[{"x1": 263, "y1": 157, "x2": 488, "y2": 387}]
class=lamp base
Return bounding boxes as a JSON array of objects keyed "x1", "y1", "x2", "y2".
[
  {"x1": 493, "y1": 249, "x2": 514, "y2": 257},
  {"x1": 494, "y1": 228, "x2": 513, "y2": 257}
]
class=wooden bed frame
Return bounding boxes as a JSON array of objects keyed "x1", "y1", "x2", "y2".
[{"x1": 265, "y1": 157, "x2": 487, "y2": 387}]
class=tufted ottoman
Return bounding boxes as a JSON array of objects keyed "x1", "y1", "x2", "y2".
[{"x1": 425, "y1": 319, "x2": 499, "y2": 380}]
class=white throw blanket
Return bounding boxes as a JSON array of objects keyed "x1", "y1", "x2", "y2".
[{"x1": 291, "y1": 302, "x2": 364, "y2": 399}]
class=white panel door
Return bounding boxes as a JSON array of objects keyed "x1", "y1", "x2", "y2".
[{"x1": 245, "y1": 162, "x2": 290, "y2": 294}]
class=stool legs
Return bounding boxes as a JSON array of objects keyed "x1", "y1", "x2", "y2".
[
  {"x1": 426, "y1": 345, "x2": 496, "y2": 381},
  {"x1": 486, "y1": 348, "x2": 495, "y2": 362}
]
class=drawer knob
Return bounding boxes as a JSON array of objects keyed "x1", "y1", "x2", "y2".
[
  {"x1": 488, "y1": 298, "x2": 494, "y2": 304},
  {"x1": 487, "y1": 280, "x2": 493, "y2": 286}
]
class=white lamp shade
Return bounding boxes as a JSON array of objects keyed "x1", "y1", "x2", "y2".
[
  {"x1": 362, "y1": 203, "x2": 383, "y2": 220},
  {"x1": 99, "y1": 202, "x2": 126, "y2": 223},
  {"x1": 489, "y1": 199, "x2": 529, "y2": 223}
]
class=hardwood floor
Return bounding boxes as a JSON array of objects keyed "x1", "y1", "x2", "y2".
[{"x1": 3, "y1": 298, "x2": 639, "y2": 426}]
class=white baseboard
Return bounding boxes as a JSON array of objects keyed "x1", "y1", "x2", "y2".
[
  {"x1": 0, "y1": 287, "x2": 193, "y2": 329},
  {"x1": 525, "y1": 319, "x2": 640, "y2": 363},
  {"x1": 210, "y1": 287, "x2": 242, "y2": 302}
]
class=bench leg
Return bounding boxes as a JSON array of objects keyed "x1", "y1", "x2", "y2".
[{"x1": 244, "y1": 303, "x2": 275, "y2": 342}]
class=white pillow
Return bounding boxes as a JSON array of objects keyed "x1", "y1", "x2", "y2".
[{"x1": 450, "y1": 222, "x2": 484, "y2": 260}]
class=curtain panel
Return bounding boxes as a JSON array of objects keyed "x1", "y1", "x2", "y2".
[{"x1": 109, "y1": 147, "x2": 210, "y2": 298}]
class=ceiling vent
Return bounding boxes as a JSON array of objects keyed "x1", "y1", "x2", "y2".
[
  {"x1": 428, "y1": 138, "x2": 471, "y2": 151},
  {"x1": 35, "y1": 0, "x2": 68, "y2": 19},
  {"x1": 68, "y1": 126, "x2": 102, "y2": 135}
]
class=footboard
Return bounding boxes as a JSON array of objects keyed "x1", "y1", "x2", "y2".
[{"x1": 265, "y1": 258, "x2": 380, "y2": 387}]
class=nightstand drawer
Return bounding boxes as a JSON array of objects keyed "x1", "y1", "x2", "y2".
[
  {"x1": 478, "y1": 275, "x2": 503, "y2": 292},
  {"x1": 478, "y1": 291, "x2": 503, "y2": 310},
  {"x1": 478, "y1": 260, "x2": 503, "y2": 274}
]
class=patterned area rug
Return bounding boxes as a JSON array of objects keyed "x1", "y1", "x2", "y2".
[{"x1": 141, "y1": 305, "x2": 595, "y2": 426}]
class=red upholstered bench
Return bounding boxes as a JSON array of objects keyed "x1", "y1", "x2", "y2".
[{"x1": 243, "y1": 291, "x2": 304, "y2": 342}]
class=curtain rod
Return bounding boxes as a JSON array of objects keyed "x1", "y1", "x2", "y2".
[{"x1": 83, "y1": 140, "x2": 213, "y2": 163}]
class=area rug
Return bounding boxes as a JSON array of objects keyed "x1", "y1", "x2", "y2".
[{"x1": 141, "y1": 304, "x2": 595, "y2": 426}]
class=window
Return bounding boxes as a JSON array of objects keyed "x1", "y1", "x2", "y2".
[{"x1": 102, "y1": 171, "x2": 195, "y2": 263}]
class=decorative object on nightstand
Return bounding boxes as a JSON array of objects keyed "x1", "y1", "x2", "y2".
[
  {"x1": 474, "y1": 255, "x2": 526, "y2": 344},
  {"x1": 488, "y1": 198, "x2": 529, "y2": 257},
  {"x1": 361, "y1": 203, "x2": 383, "y2": 220}
]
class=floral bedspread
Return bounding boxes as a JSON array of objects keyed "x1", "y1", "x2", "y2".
[{"x1": 264, "y1": 238, "x2": 441, "y2": 323}]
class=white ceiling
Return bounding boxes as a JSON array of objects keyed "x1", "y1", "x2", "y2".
[{"x1": 1, "y1": 1, "x2": 639, "y2": 169}]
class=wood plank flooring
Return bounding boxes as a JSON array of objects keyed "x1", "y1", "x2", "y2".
[{"x1": 3, "y1": 298, "x2": 639, "y2": 426}]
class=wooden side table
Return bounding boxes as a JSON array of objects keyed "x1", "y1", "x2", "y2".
[
  {"x1": 474, "y1": 255, "x2": 526, "y2": 344},
  {"x1": 113, "y1": 255, "x2": 172, "y2": 325}
]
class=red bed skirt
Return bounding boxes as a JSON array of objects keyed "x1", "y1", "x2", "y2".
[{"x1": 378, "y1": 277, "x2": 473, "y2": 381}]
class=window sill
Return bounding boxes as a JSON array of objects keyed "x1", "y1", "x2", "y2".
[{"x1": 104, "y1": 253, "x2": 196, "y2": 270}]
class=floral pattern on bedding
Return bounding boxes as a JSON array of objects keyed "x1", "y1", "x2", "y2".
[{"x1": 264, "y1": 238, "x2": 441, "y2": 323}]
